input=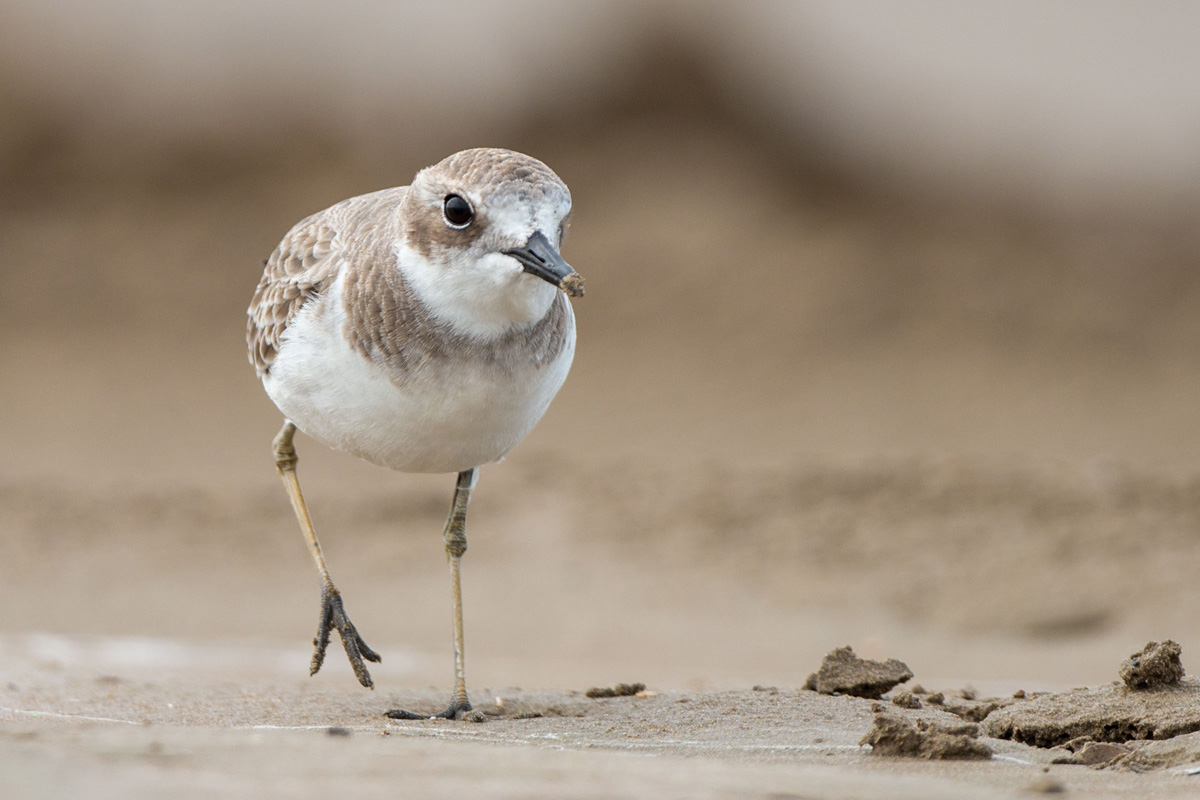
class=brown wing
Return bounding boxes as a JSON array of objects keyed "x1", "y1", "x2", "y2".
[{"x1": 246, "y1": 214, "x2": 344, "y2": 377}]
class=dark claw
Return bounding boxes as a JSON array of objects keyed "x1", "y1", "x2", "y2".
[
  {"x1": 311, "y1": 585, "x2": 381, "y2": 688},
  {"x1": 384, "y1": 696, "x2": 484, "y2": 722}
]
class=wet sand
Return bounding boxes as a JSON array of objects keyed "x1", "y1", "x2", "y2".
[{"x1": 5, "y1": 639, "x2": 1200, "y2": 798}]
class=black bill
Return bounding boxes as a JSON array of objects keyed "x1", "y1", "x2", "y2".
[{"x1": 504, "y1": 230, "x2": 585, "y2": 297}]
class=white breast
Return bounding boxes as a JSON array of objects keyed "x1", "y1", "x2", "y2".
[{"x1": 262, "y1": 273, "x2": 575, "y2": 474}]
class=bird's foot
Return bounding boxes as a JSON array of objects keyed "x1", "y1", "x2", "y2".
[
  {"x1": 384, "y1": 696, "x2": 485, "y2": 723},
  {"x1": 311, "y1": 584, "x2": 381, "y2": 688}
]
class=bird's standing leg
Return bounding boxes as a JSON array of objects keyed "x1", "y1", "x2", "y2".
[
  {"x1": 386, "y1": 468, "x2": 485, "y2": 722},
  {"x1": 273, "y1": 421, "x2": 380, "y2": 688}
]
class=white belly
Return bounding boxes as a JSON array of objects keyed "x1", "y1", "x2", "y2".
[{"x1": 262, "y1": 280, "x2": 575, "y2": 474}]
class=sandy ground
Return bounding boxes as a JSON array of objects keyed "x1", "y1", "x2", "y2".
[
  {"x1": 3, "y1": 106, "x2": 1200, "y2": 797},
  {"x1": 5, "y1": 644, "x2": 1200, "y2": 799}
]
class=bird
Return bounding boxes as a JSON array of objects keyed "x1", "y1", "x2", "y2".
[{"x1": 246, "y1": 148, "x2": 584, "y2": 721}]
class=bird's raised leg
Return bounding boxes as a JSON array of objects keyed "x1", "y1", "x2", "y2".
[
  {"x1": 273, "y1": 421, "x2": 380, "y2": 688},
  {"x1": 386, "y1": 468, "x2": 485, "y2": 722}
]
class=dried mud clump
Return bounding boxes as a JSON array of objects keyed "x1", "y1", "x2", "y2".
[
  {"x1": 806, "y1": 646, "x2": 913, "y2": 699},
  {"x1": 983, "y1": 680, "x2": 1200, "y2": 748},
  {"x1": 1050, "y1": 737, "x2": 1132, "y2": 767},
  {"x1": 860, "y1": 713, "x2": 993, "y2": 760},
  {"x1": 1120, "y1": 640, "x2": 1185, "y2": 690},
  {"x1": 1115, "y1": 731, "x2": 1200, "y2": 772},
  {"x1": 942, "y1": 698, "x2": 1007, "y2": 723},
  {"x1": 585, "y1": 682, "x2": 645, "y2": 698},
  {"x1": 559, "y1": 271, "x2": 585, "y2": 298}
]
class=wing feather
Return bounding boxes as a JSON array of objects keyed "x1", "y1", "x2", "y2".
[{"x1": 246, "y1": 214, "x2": 344, "y2": 377}]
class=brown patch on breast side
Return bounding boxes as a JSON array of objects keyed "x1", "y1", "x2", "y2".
[{"x1": 343, "y1": 244, "x2": 571, "y2": 384}]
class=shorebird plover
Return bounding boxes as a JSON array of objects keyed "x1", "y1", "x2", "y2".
[{"x1": 246, "y1": 148, "x2": 584, "y2": 721}]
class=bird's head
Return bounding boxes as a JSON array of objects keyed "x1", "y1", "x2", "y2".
[{"x1": 399, "y1": 148, "x2": 583, "y2": 337}]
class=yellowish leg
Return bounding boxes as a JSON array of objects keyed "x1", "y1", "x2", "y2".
[
  {"x1": 273, "y1": 421, "x2": 380, "y2": 688},
  {"x1": 445, "y1": 468, "x2": 476, "y2": 714},
  {"x1": 387, "y1": 468, "x2": 485, "y2": 722}
]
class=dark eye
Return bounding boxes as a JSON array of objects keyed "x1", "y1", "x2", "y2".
[{"x1": 442, "y1": 194, "x2": 474, "y2": 228}]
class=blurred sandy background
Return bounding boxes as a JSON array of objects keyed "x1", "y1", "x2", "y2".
[{"x1": 2, "y1": 1, "x2": 1200, "y2": 795}]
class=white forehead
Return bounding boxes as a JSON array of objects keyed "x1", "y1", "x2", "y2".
[{"x1": 481, "y1": 187, "x2": 571, "y2": 238}]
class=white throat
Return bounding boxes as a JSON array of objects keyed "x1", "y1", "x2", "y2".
[{"x1": 396, "y1": 241, "x2": 558, "y2": 339}]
